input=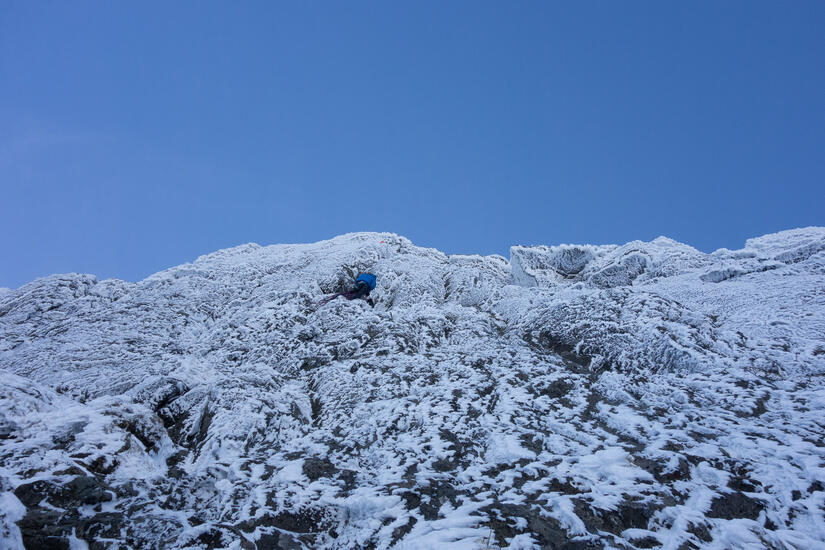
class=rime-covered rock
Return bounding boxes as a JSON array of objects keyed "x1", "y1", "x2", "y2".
[{"x1": 1, "y1": 229, "x2": 824, "y2": 549}]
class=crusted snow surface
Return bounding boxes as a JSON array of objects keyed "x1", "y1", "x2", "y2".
[{"x1": 1, "y1": 229, "x2": 824, "y2": 550}]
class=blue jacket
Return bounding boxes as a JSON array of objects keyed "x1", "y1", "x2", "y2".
[{"x1": 355, "y1": 273, "x2": 377, "y2": 290}]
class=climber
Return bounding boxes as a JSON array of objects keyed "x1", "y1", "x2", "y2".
[
  {"x1": 347, "y1": 273, "x2": 376, "y2": 301},
  {"x1": 317, "y1": 273, "x2": 377, "y2": 307}
]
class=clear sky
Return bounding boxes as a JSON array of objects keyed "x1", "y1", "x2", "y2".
[{"x1": 2, "y1": 1, "x2": 824, "y2": 288}]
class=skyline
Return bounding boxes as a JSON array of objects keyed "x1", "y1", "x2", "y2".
[{"x1": 2, "y1": 1, "x2": 824, "y2": 288}]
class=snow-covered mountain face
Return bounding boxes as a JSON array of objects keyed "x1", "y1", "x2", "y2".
[{"x1": 1, "y1": 229, "x2": 824, "y2": 550}]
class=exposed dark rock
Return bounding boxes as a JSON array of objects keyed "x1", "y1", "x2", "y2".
[
  {"x1": 303, "y1": 457, "x2": 338, "y2": 481},
  {"x1": 390, "y1": 516, "x2": 417, "y2": 546},
  {"x1": 17, "y1": 507, "x2": 62, "y2": 534},
  {"x1": 418, "y1": 480, "x2": 458, "y2": 521},
  {"x1": 20, "y1": 532, "x2": 71, "y2": 550},
  {"x1": 339, "y1": 469, "x2": 357, "y2": 491},
  {"x1": 183, "y1": 527, "x2": 228, "y2": 549},
  {"x1": 633, "y1": 536, "x2": 661, "y2": 549},
  {"x1": 707, "y1": 491, "x2": 764, "y2": 520},
  {"x1": 686, "y1": 521, "x2": 712, "y2": 543},
  {"x1": 634, "y1": 456, "x2": 690, "y2": 483},
  {"x1": 115, "y1": 417, "x2": 160, "y2": 452},
  {"x1": 14, "y1": 481, "x2": 56, "y2": 508},
  {"x1": 400, "y1": 491, "x2": 421, "y2": 511},
  {"x1": 542, "y1": 378, "x2": 575, "y2": 399},
  {"x1": 486, "y1": 502, "x2": 603, "y2": 549},
  {"x1": 17, "y1": 506, "x2": 125, "y2": 550},
  {"x1": 432, "y1": 429, "x2": 478, "y2": 472},
  {"x1": 536, "y1": 332, "x2": 592, "y2": 368},
  {"x1": 573, "y1": 498, "x2": 653, "y2": 535},
  {"x1": 751, "y1": 393, "x2": 769, "y2": 417},
  {"x1": 66, "y1": 475, "x2": 114, "y2": 505},
  {"x1": 520, "y1": 433, "x2": 544, "y2": 454},
  {"x1": 79, "y1": 513, "x2": 126, "y2": 541},
  {"x1": 301, "y1": 355, "x2": 329, "y2": 371},
  {"x1": 256, "y1": 530, "x2": 303, "y2": 550},
  {"x1": 728, "y1": 474, "x2": 759, "y2": 493},
  {"x1": 545, "y1": 477, "x2": 579, "y2": 495},
  {"x1": 258, "y1": 507, "x2": 334, "y2": 534},
  {"x1": 14, "y1": 476, "x2": 112, "y2": 510}
]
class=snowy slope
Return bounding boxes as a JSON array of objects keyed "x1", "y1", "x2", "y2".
[{"x1": 1, "y1": 229, "x2": 824, "y2": 550}]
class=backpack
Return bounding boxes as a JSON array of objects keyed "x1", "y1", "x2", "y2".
[{"x1": 355, "y1": 273, "x2": 377, "y2": 290}]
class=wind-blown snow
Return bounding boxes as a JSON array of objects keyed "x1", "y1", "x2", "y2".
[{"x1": 1, "y1": 229, "x2": 824, "y2": 549}]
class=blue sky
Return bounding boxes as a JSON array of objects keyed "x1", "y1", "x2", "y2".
[{"x1": 2, "y1": 1, "x2": 824, "y2": 288}]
